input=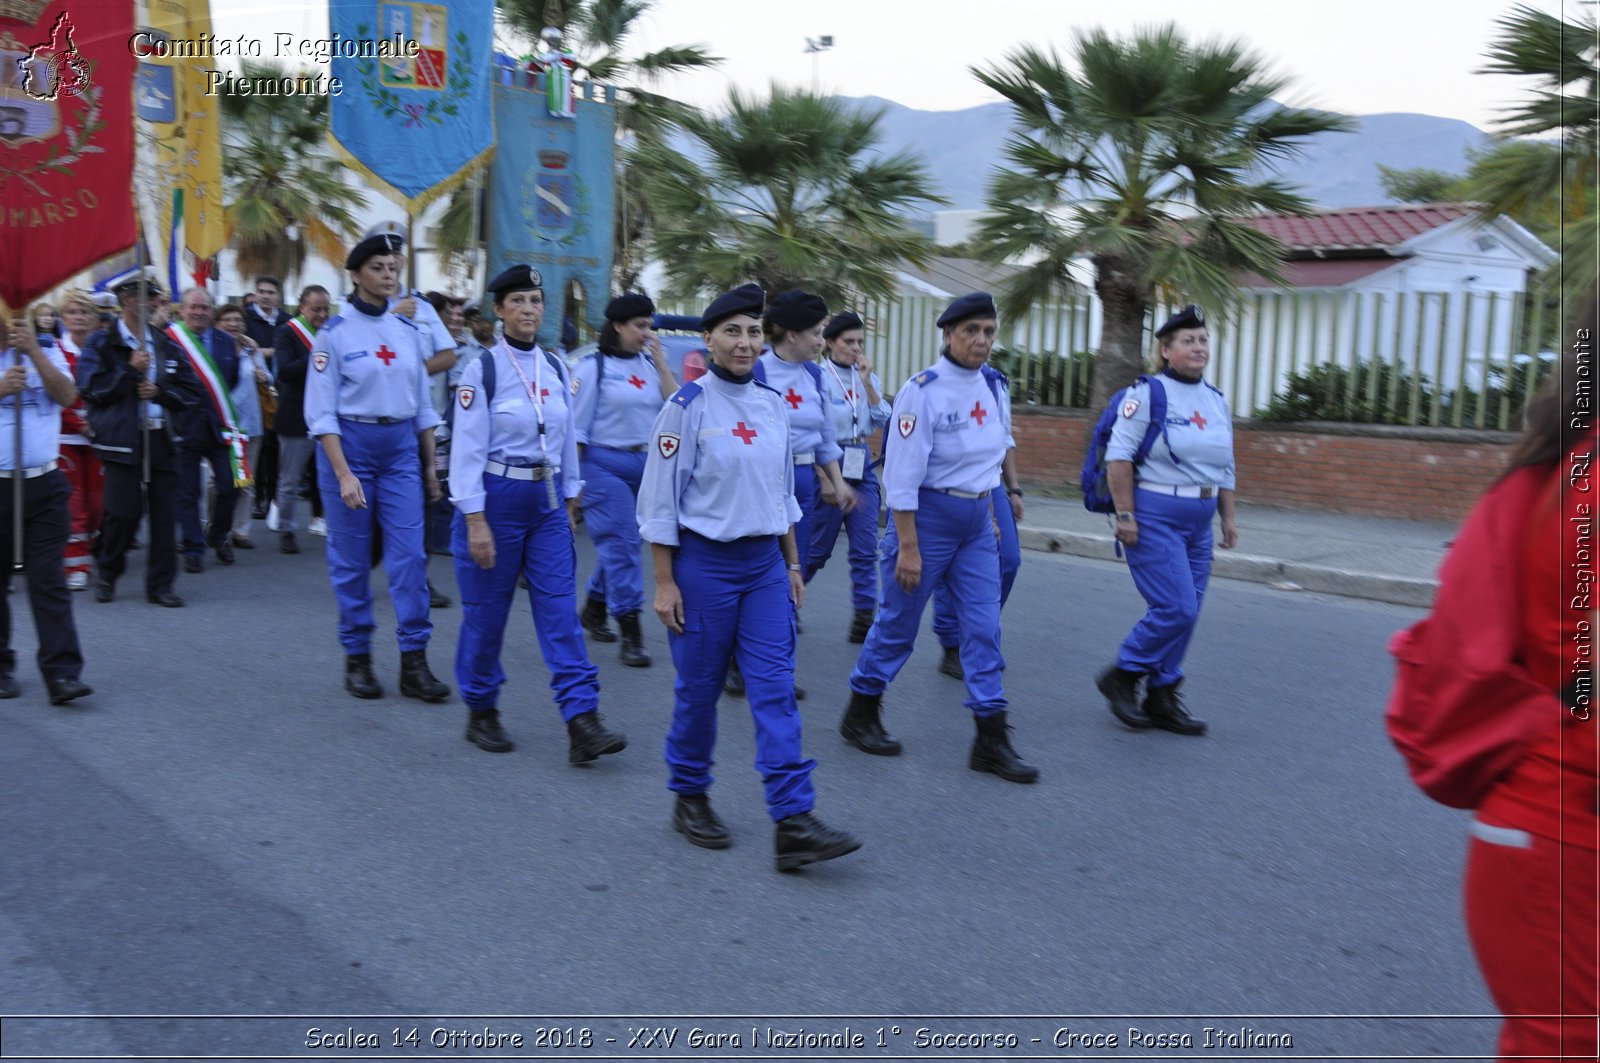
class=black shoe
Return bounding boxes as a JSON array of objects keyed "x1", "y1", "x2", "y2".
[
  {"x1": 616, "y1": 611, "x2": 651, "y2": 668},
  {"x1": 1097, "y1": 665, "x2": 1152, "y2": 729},
  {"x1": 146, "y1": 591, "x2": 185, "y2": 608},
  {"x1": 938, "y1": 645, "x2": 965, "y2": 680},
  {"x1": 839, "y1": 690, "x2": 902, "y2": 756},
  {"x1": 345, "y1": 653, "x2": 383, "y2": 699},
  {"x1": 428, "y1": 581, "x2": 452, "y2": 609},
  {"x1": 183, "y1": 554, "x2": 203, "y2": 574},
  {"x1": 47, "y1": 677, "x2": 92, "y2": 706},
  {"x1": 672, "y1": 794, "x2": 731, "y2": 849},
  {"x1": 251, "y1": 503, "x2": 270, "y2": 520},
  {"x1": 723, "y1": 658, "x2": 745, "y2": 696},
  {"x1": 580, "y1": 595, "x2": 617, "y2": 642},
  {"x1": 280, "y1": 533, "x2": 300, "y2": 555},
  {"x1": 774, "y1": 812, "x2": 862, "y2": 872},
  {"x1": 399, "y1": 649, "x2": 450, "y2": 703},
  {"x1": 567, "y1": 710, "x2": 626, "y2": 763},
  {"x1": 1143, "y1": 680, "x2": 1207, "y2": 736},
  {"x1": 231, "y1": 534, "x2": 256, "y2": 550},
  {"x1": 794, "y1": 685, "x2": 806, "y2": 701},
  {"x1": 848, "y1": 609, "x2": 874, "y2": 644},
  {"x1": 93, "y1": 578, "x2": 114, "y2": 603},
  {"x1": 465, "y1": 709, "x2": 515, "y2": 752},
  {"x1": 214, "y1": 540, "x2": 235, "y2": 565},
  {"x1": 0, "y1": 672, "x2": 18, "y2": 699},
  {"x1": 970, "y1": 711, "x2": 1040, "y2": 783}
]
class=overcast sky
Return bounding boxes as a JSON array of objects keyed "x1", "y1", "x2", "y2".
[{"x1": 211, "y1": 0, "x2": 1572, "y2": 131}]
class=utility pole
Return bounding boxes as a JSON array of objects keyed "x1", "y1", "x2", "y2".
[{"x1": 804, "y1": 35, "x2": 834, "y2": 92}]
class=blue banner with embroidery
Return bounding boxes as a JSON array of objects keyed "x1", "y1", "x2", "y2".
[
  {"x1": 486, "y1": 77, "x2": 615, "y2": 349},
  {"x1": 328, "y1": 0, "x2": 494, "y2": 211}
]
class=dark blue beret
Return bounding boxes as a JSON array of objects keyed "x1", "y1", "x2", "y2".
[
  {"x1": 605, "y1": 292, "x2": 655, "y2": 322},
  {"x1": 701, "y1": 283, "x2": 765, "y2": 330},
  {"x1": 936, "y1": 291, "x2": 997, "y2": 329},
  {"x1": 345, "y1": 232, "x2": 404, "y2": 271},
  {"x1": 487, "y1": 264, "x2": 543, "y2": 301},
  {"x1": 1156, "y1": 304, "x2": 1206, "y2": 338},
  {"x1": 766, "y1": 289, "x2": 828, "y2": 332},
  {"x1": 822, "y1": 311, "x2": 864, "y2": 340}
]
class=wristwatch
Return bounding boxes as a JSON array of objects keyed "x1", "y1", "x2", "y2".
[
  {"x1": 1116, "y1": 511, "x2": 1136, "y2": 523},
  {"x1": 786, "y1": 562, "x2": 802, "y2": 572},
  {"x1": 1006, "y1": 487, "x2": 1023, "y2": 497}
]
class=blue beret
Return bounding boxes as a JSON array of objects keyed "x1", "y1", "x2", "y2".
[
  {"x1": 1156, "y1": 304, "x2": 1206, "y2": 338},
  {"x1": 345, "y1": 232, "x2": 404, "y2": 271},
  {"x1": 766, "y1": 289, "x2": 828, "y2": 332},
  {"x1": 487, "y1": 264, "x2": 543, "y2": 301},
  {"x1": 605, "y1": 292, "x2": 655, "y2": 322},
  {"x1": 701, "y1": 284, "x2": 765, "y2": 330},
  {"x1": 823, "y1": 310, "x2": 863, "y2": 340},
  {"x1": 936, "y1": 291, "x2": 997, "y2": 329}
]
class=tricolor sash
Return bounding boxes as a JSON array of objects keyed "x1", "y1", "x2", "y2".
[
  {"x1": 287, "y1": 316, "x2": 317, "y2": 352},
  {"x1": 166, "y1": 322, "x2": 252, "y2": 486}
]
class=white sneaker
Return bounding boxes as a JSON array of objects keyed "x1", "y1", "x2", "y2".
[
  {"x1": 66, "y1": 570, "x2": 89, "y2": 591},
  {"x1": 308, "y1": 517, "x2": 327, "y2": 537},
  {"x1": 265, "y1": 501, "x2": 281, "y2": 532}
]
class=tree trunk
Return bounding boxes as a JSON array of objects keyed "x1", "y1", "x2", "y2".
[{"x1": 1090, "y1": 255, "x2": 1150, "y2": 410}]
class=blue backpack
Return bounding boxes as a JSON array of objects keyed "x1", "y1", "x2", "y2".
[{"x1": 1080, "y1": 375, "x2": 1174, "y2": 513}]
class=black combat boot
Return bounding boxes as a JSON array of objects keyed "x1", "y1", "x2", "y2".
[
  {"x1": 1096, "y1": 665, "x2": 1152, "y2": 729},
  {"x1": 672, "y1": 794, "x2": 731, "y2": 849},
  {"x1": 938, "y1": 645, "x2": 964, "y2": 679},
  {"x1": 969, "y1": 711, "x2": 1040, "y2": 783},
  {"x1": 567, "y1": 710, "x2": 626, "y2": 763},
  {"x1": 465, "y1": 709, "x2": 514, "y2": 752},
  {"x1": 398, "y1": 649, "x2": 450, "y2": 703},
  {"x1": 774, "y1": 811, "x2": 862, "y2": 871},
  {"x1": 723, "y1": 657, "x2": 745, "y2": 696},
  {"x1": 839, "y1": 690, "x2": 902, "y2": 756},
  {"x1": 1143, "y1": 680, "x2": 1207, "y2": 736},
  {"x1": 848, "y1": 609, "x2": 874, "y2": 644},
  {"x1": 580, "y1": 595, "x2": 617, "y2": 642},
  {"x1": 345, "y1": 653, "x2": 383, "y2": 699},
  {"x1": 616, "y1": 611, "x2": 651, "y2": 668}
]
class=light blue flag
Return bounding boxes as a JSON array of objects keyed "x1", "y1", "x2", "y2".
[{"x1": 328, "y1": 0, "x2": 494, "y2": 211}]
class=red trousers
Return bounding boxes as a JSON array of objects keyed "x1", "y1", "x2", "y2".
[
  {"x1": 59, "y1": 444, "x2": 102, "y2": 574},
  {"x1": 1465, "y1": 824, "x2": 1598, "y2": 1062}
]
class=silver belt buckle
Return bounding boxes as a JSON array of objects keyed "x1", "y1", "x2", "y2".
[{"x1": 1199, "y1": 486, "x2": 1214, "y2": 499}]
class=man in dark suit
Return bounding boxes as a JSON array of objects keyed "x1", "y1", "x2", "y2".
[
  {"x1": 243, "y1": 276, "x2": 290, "y2": 519},
  {"x1": 167, "y1": 288, "x2": 242, "y2": 572},
  {"x1": 269, "y1": 284, "x2": 330, "y2": 554},
  {"x1": 76, "y1": 273, "x2": 199, "y2": 607}
]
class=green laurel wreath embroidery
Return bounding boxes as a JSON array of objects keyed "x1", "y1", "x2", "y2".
[{"x1": 353, "y1": 24, "x2": 473, "y2": 127}]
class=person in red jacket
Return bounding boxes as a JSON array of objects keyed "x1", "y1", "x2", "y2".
[{"x1": 55, "y1": 291, "x2": 104, "y2": 591}]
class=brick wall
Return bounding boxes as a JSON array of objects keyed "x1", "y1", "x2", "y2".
[{"x1": 1012, "y1": 407, "x2": 1517, "y2": 522}]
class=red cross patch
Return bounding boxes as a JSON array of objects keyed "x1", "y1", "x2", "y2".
[
  {"x1": 657, "y1": 432, "x2": 680, "y2": 459},
  {"x1": 897, "y1": 413, "x2": 917, "y2": 438},
  {"x1": 1120, "y1": 398, "x2": 1140, "y2": 419},
  {"x1": 313, "y1": 352, "x2": 328, "y2": 373},
  {"x1": 458, "y1": 385, "x2": 475, "y2": 410}
]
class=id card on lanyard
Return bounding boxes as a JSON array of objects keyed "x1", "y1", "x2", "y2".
[
  {"x1": 825, "y1": 359, "x2": 868, "y2": 481},
  {"x1": 503, "y1": 343, "x2": 560, "y2": 509}
]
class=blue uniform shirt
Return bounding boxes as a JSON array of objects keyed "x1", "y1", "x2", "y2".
[
  {"x1": 0, "y1": 344, "x2": 69, "y2": 468},
  {"x1": 637, "y1": 371, "x2": 802, "y2": 546},
  {"x1": 881, "y1": 356, "x2": 1007, "y2": 510},
  {"x1": 304, "y1": 303, "x2": 440, "y2": 438},
  {"x1": 1107, "y1": 373, "x2": 1236, "y2": 490},
  {"x1": 448, "y1": 341, "x2": 582, "y2": 514},
  {"x1": 817, "y1": 358, "x2": 890, "y2": 442},
  {"x1": 569, "y1": 350, "x2": 664, "y2": 447},
  {"x1": 756, "y1": 352, "x2": 841, "y2": 464},
  {"x1": 117, "y1": 319, "x2": 165, "y2": 425}
]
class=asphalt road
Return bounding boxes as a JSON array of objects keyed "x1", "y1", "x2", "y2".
[{"x1": 0, "y1": 527, "x2": 1494, "y2": 1061}]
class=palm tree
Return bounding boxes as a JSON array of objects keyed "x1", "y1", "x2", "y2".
[
  {"x1": 635, "y1": 85, "x2": 946, "y2": 306},
  {"x1": 971, "y1": 27, "x2": 1352, "y2": 408},
  {"x1": 219, "y1": 60, "x2": 367, "y2": 286}
]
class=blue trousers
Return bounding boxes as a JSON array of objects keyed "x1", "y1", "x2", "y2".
[
  {"x1": 850, "y1": 489, "x2": 1006, "y2": 716},
  {"x1": 453, "y1": 472, "x2": 600, "y2": 718},
  {"x1": 1116, "y1": 488, "x2": 1216, "y2": 686},
  {"x1": 807, "y1": 468, "x2": 881, "y2": 610},
  {"x1": 791, "y1": 463, "x2": 820, "y2": 582},
  {"x1": 177, "y1": 442, "x2": 239, "y2": 556},
  {"x1": 933, "y1": 485, "x2": 1020, "y2": 649},
  {"x1": 580, "y1": 445, "x2": 647, "y2": 615},
  {"x1": 666, "y1": 531, "x2": 815, "y2": 821},
  {"x1": 317, "y1": 421, "x2": 431, "y2": 656}
]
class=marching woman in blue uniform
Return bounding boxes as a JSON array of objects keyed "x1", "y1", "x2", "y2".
[
  {"x1": 571, "y1": 292, "x2": 677, "y2": 668},
  {"x1": 305, "y1": 232, "x2": 451, "y2": 704},
  {"x1": 1095, "y1": 305, "x2": 1237, "y2": 736},
  {"x1": 840, "y1": 292, "x2": 1038, "y2": 783},
  {"x1": 448, "y1": 265, "x2": 624, "y2": 761},
  {"x1": 807, "y1": 311, "x2": 890, "y2": 642},
  {"x1": 638, "y1": 284, "x2": 861, "y2": 871}
]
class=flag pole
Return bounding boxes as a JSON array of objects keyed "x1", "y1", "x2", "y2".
[
  {"x1": 135, "y1": 220, "x2": 152, "y2": 486},
  {"x1": 11, "y1": 319, "x2": 23, "y2": 574}
]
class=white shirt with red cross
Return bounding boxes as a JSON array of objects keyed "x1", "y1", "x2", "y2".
[
  {"x1": 881, "y1": 355, "x2": 1006, "y2": 511},
  {"x1": 303, "y1": 303, "x2": 440, "y2": 438}
]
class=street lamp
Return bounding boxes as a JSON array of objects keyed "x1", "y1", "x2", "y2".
[{"x1": 803, "y1": 35, "x2": 833, "y2": 90}]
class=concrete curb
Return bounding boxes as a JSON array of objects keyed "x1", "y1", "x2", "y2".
[{"x1": 1017, "y1": 525, "x2": 1438, "y2": 609}]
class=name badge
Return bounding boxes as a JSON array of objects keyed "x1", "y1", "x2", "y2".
[{"x1": 841, "y1": 444, "x2": 867, "y2": 481}]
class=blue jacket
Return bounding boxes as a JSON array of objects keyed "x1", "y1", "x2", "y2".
[{"x1": 76, "y1": 325, "x2": 199, "y2": 466}]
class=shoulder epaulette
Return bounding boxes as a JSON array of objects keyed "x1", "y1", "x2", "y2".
[
  {"x1": 1204, "y1": 380, "x2": 1226, "y2": 398},
  {"x1": 912, "y1": 369, "x2": 938, "y2": 386},
  {"x1": 392, "y1": 314, "x2": 421, "y2": 332},
  {"x1": 981, "y1": 364, "x2": 1008, "y2": 386},
  {"x1": 754, "y1": 380, "x2": 783, "y2": 398},
  {"x1": 669, "y1": 381, "x2": 703, "y2": 407},
  {"x1": 321, "y1": 315, "x2": 346, "y2": 334}
]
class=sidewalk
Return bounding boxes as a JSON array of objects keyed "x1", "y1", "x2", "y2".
[{"x1": 1019, "y1": 496, "x2": 1455, "y2": 608}]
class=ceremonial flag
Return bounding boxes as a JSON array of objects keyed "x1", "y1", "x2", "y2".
[
  {"x1": 0, "y1": 0, "x2": 136, "y2": 311},
  {"x1": 329, "y1": 0, "x2": 494, "y2": 212},
  {"x1": 487, "y1": 78, "x2": 614, "y2": 348},
  {"x1": 134, "y1": 0, "x2": 223, "y2": 296}
]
